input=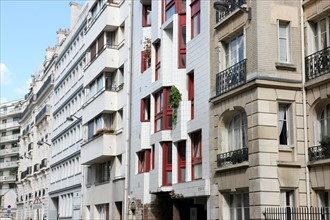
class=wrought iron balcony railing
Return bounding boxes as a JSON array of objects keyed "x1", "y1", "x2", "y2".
[
  {"x1": 216, "y1": 0, "x2": 246, "y2": 23},
  {"x1": 308, "y1": 145, "x2": 330, "y2": 162},
  {"x1": 216, "y1": 59, "x2": 246, "y2": 96},
  {"x1": 305, "y1": 46, "x2": 330, "y2": 81},
  {"x1": 36, "y1": 75, "x2": 53, "y2": 100},
  {"x1": 35, "y1": 105, "x2": 50, "y2": 125},
  {"x1": 217, "y1": 147, "x2": 248, "y2": 167}
]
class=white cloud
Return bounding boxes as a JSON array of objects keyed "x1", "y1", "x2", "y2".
[{"x1": 0, "y1": 63, "x2": 12, "y2": 85}]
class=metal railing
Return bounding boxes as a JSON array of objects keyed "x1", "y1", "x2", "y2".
[
  {"x1": 35, "y1": 105, "x2": 50, "y2": 125},
  {"x1": 216, "y1": 0, "x2": 246, "y2": 23},
  {"x1": 0, "y1": 161, "x2": 18, "y2": 169},
  {"x1": 0, "y1": 147, "x2": 19, "y2": 155},
  {"x1": 0, "y1": 107, "x2": 21, "y2": 116},
  {"x1": 305, "y1": 46, "x2": 330, "y2": 81},
  {"x1": 0, "y1": 175, "x2": 16, "y2": 181},
  {"x1": 217, "y1": 147, "x2": 248, "y2": 167},
  {"x1": 216, "y1": 59, "x2": 246, "y2": 96},
  {"x1": 36, "y1": 75, "x2": 53, "y2": 100},
  {"x1": 264, "y1": 206, "x2": 330, "y2": 220},
  {"x1": 0, "y1": 121, "x2": 19, "y2": 129},
  {"x1": 308, "y1": 145, "x2": 330, "y2": 162},
  {"x1": 0, "y1": 134, "x2": 20, "y2": 142}
]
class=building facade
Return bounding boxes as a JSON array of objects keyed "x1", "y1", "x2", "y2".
[
  {"x1": 16, "y1": 48, "x2": 55, "y2": 220},
  {"x1": 48, "y1": 2, "x2": 87, "y2": 219},
  {"x1": 128, "y1": 0, "x2": 211, "y2": 219},
  {"x1": 0, "y1": 100, "x2": 22, "y2": 219},
  {"x1": 80, "y1": 0, "x2": 130, "y2": 219}
]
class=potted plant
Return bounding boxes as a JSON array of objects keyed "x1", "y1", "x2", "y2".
[
  {"x1": 94, "y1": 128, "x2": 115, "y2": 137},
  {"x1": 319, "y1": 136, "x2": 330, "y2": 158},
  {"x1": 143, "y1": 37, "x2": 151, "y2": 68},
  {"x1": 169, "y1": 86, "x2": 182, "y2": 125}
]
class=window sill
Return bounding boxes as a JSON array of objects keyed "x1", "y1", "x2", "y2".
[
  {"x1": 275, "y1": 62, "x2": 296, "y2": 71},
  {"x1": 113, "y1": 175, "x2": 125, "y2": 181},
  {"x1": 278, "y1": 146, "x2": 294, "y2": 152},
  {"x1": 277, "y1": 161, "x2": 301, "y2": 168}
]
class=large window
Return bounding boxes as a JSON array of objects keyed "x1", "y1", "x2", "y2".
[
  {"x1": 278, "y1": 20, "x2": 291, "y2": 63},
  {"x1": 96, "y1": 161, "x2": 110, "y2": 184},
  {"x1": 96, "y1": 203, "x2": 109, "y2": 220},
  {"x1": 137, "y1": 150, "x2": 151, "y2": 173},
  {"x1": 320, "y1": 103, "x2": 330, "y2": 139},
  {"x1": 191, "y1": 130, "x2": 202, "y2": 180},
  {"x1": 223, "y1": 192, "x2": 249, "y2": 220},
  {"x1": 191, "y1": 0, "x2": 200, "y2": 39},
  {"x1": 224, "y1": 34, "x2": 244, "y2": 68},
  {"x1": 280, "y1": 190, "x2": 295, "y2": 220},
  {"x1": 310, "y1": 16, "x2": 330, "y2": 53},
  {"x1": 154, "y1": 88, "x2": 172, "y2": 132},
  {"x1": 155, "y1": 41, "x2": 161, "y2": 80},
  {"x1": 142, "y1": 5, "x2": 151, "y2": 27},
  {"x1": 278, "y1": 103, "x2": 293, "y2": 146},
  {"x1": 177, "y1": 141, "x2": 186, "y2": 183},
  {"x1": 188, "y1": 72, "x2": 194, "y2": 120},
  {"x1": 140, "y1": 96, "x2": 151, "y2": 122},
  {"x1": 178, "y1": 14, "x2": 186, "y2": 68},
  {"x1": 162, "y1": 142, "x2": 172, "y2": 186},
  {"x1": 228, "y1": 112, "x2": 247, "y2": 151}
]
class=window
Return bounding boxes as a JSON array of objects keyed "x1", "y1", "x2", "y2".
[
  {"x1": 320, "y1": 103, "x2": 330, "y2": 139},
  {"x1": 140, "y1": 96, "x2": 151, "y2": 122},
  {"x1": 278, "y1": 21, "x2": 291, "y2": 63},
  {"x1": 151, "y1": 145, "x2": 155, "y2": 170},
  {"x1": 96, "y1": 161, "x2": 110, "y2": 184},
  {"x1": 0, "y1": 145, "x2": 4, "y2": 150},
  {"x1": 141, "y1": 51, "x2": 150, "y2": 73},
  {"x1": 163, "y1": 0, "x2": 176, "y2": 22},
  {"x1": 278, "y1": 103, "x2": 293, "y2": 146},
  {"x1": 191, "y1": 130, "x2": 202, "y2": 180},
  {"x1": 310, "y1": 16, "x2": 330, "y2": 53},
  {"x1": 96, "y1": 204, "x2": 109, "y2": 220},
  {"x1": 224, "y1": 34, "x2": 244, "y2": 68},
  {"x1": 188, "y1": 72, "x2": 194, "y2": 119},
  {"x1": 142, "y1": 5, "x2": 151, "y2": 27},
  {"x1": 162, "y1": 142, "x2": 172, "y2": 186},
  {"x1": 155, "y1": 41, "x2": 161, "y2": 80},
  {"x1": 178, "y1": 14, "x2": 186, "y2": 68},
  {"x1": 223, "y1": 192, "x2": 249, "y2": 220},
  {"x1": 154, "y1": 88, "x2": 172, "y2": 132},
  {"x1": 280, "y1": 190, "x2": 295, "y2": 219},
  {"x1": 177, "y1": 141, "x2": 186, "y2": 183},
  {"x1": 137, "y1": 150, "x2": 151, "y2": 173},
  {"x1": 191, "y1": 0, "x2": 200, "y2": 39},
  {"x1": 228, "y1": 112, "x2": 247, "y2": 151},
  {"x1": 317, "y1": 190, "x2": 330, "y2": 219}
]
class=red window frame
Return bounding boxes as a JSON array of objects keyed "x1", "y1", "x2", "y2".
[
  {"x1": 142, "y1": 5, "x2": 151, "y2": 27},
  {"x1": 178, "y1": 14, "x2": 186, "y2": 68},
  {"x1": 140, "y1": 96, "x2": 150, "y2": 122},
  {"x1": 191, "y1": 130, "x2": 202, "y2": 180},
  {"x1": 190, "y1": 0, "x2": 200, "y2": 39},
  {"x1": 162, "y1": 142, "x2": 172, "y2": 186},
  {"x1": 162, "y1": 0, "x2": 175, "y2": 23},
  {"x1": 138, "y1": 150, "x2": 151, "y2": 174},
  {"x1": 188, "y1": 72, "x2": 194, "y2": 119},
  {"x1": 177, "y1": 141, "x2": 186, "y2": 183},
  {"x1": 154, "y1": 88, "x2": 172, "y2": 132},
  {"x1": 151, "y1": 145, "x2": 155, "y2": 170},
  {"x1": 155, "y1": 41, "x2": 161, "y2": 81},
  {"x1": 141, "y1": 51, "x2": 147, "y2": 73}
]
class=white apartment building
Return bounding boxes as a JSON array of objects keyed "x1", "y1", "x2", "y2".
[
  {"x1": 0, "y1": 100, "x2": 22, "y2": 219},
  {"x1": 80, "y1": 0, "x2": 129, "y2": 219},
  {"x1": 48, "y1": 2, "x2": 87, "y2": 219},
  {"x1": 16, "y1": 47, "x2": 55, "y2": 220},
  {"x1": 128, "y1": 0, "x2": 211, "y2": 219}
]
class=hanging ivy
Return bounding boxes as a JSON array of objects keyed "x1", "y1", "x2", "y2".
[{"x1": 169, "y1": 86, "x2": 182, "y2": 125}]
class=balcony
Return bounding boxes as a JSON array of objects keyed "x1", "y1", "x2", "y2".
[
  {"x1": 22, "y1": 124, "x2": 30, "y2": 136},
  {"x1": 0, "y1": 147, "x2": 19, "y2": 155},
  {"x1": 0, "y1": 134, "x2": 20, "y2": 143},
  {"x1": 35, "y1": 105, "x2": 51, "y2": 125},
  {"x1": 28, "y1": 142, "x2": 33, "y2": 152},
  {"x1": 0, "y1": 175, "x2": 16, "y2": 182},
  {"x1": 82, "y1": 88, "x2": 118, "y2": 124},
  {"x1": 217, "y1": 147, "x2": 248, "y2": 167},
  {"x1": 308, "y1": 145, "x2": 330, "y2": 162},
  {"x1": 215, "y1": 0, "x2": 246, "y2": 23},
  {"x1": 34, "y1": 163, "x2": 40, "y2": 173},
  {"x1": 40, "y1": 158, "x2": 48, "y2": 169},
  {"x1": 216, "y1": 59, "x2": 246, "y2": 96},
  {"x1": 81, "y1": 133, "x2": 117, "y2": 165},
  {"x1": 0, "y1": 161, "x2": 18, "y2": 169},
  {"x1": 20, "y1": 170, "x2": 27, "y2": 180},
  {"x1": 36, "y1": 75, "x2": 53, "y2": 100},
  {"x1": 0, "y1": 107, "x2": 21, "y2": 116},
  {"x1": 305, "y1": 46, "x2": 330, "y2": 81},
  {"x1": 84, "y1": 44, "x2": 120, "y2": 86},
  {"x1": 0, "y1": 121, "x2": 20, "y2": 130}
]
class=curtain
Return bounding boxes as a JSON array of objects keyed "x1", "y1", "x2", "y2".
[{"x1": 278, "y1": 105, "x2": 286, "y2": 134}]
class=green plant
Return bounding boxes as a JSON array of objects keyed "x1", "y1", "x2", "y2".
[
  {"x1": 169, "y1": 86, "x2": 182, "y2": 125},
  {"x1": 95, "y1": 128, "x2": 115, "y2": 137},
  {"x1": 319, "y1": 136, "x2": 330, "y2": 147},
  {"x1": 143, "y1": 37, "x2": 151, "y2": 68}
]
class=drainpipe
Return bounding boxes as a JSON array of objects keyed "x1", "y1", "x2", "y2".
[
  {"x1": 124, "y1": 0, "x2": 133, "y2": 219},
  {"x1": 300, "y1": 0, "x2": 311, "y2": 210}
]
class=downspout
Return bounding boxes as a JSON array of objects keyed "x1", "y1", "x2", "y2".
[
  {"x1": 124, "y1": 0, "x2": 133, "y2": 219},
  {"x1": 300, "y1": 0, "x2": 311, "y2": 210}
]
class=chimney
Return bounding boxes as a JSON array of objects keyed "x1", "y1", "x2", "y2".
[
  {"x1": 70, "y1": 2, "x2": 83, "y2": 30},
  {"x1": 57, "y1": 28, "x2": 69, "y2": 46}
]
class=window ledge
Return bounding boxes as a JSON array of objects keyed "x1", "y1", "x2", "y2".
[
  {"x1": 215, "y1": 161, "x2": 249, "y2": 172},
  {"x1": 308, "y1": 158, "x2": 330, "y2": 167},
  {"x1": 277, "y1": 161, "x2": 301, "y2": 167},
  {"x1": 113, "y1": 175, "x2": 125, "y2": 181},
  {"x1": 279, "y1": 146, "x2": 294, "y2": 152},
  {"x1": 275, "y1": 62, "x2": 296, "y2": 71}
]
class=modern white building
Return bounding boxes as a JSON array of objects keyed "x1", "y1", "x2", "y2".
[
  {"x1": 80, "y1": 0, "x2": 130, "y2": 219},
  {"x1": 48, "y1": 2, "x2": 87, "y2": 219},
  {"x1": 16, "y1": 47, "x2": 55, "y2": 220},
  {"x1": 0, "y1": 99, "x2": 22, "y2": 219},
  {"x1": 128, "y1": 0, "x2": 211, "y2": 219}
]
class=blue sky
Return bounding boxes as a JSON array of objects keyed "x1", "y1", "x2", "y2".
[{"x1": 0, "y1": 0, "x2": 84, "y2": 104}]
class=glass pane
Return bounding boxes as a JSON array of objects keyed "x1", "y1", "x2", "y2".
[
  {"x1": 168, "y1": 143, "x2": 172, "y2": 164},
  {"x1": 181, "y1": 168, "x2": 186, "y2": 182},
  {"x1": 167, "y1": 171, "x2": 172, "y2": 184},
  {"x1": 166, "y1": 5, "x2": 175, "y2": 20},
  {"x1": 181, "y1": 54, "x2": 186, "y2": 67},
  {"x1": 182, "y1": 26, "x2": 186, "y2": 47},
  {"x1": 279, "y1": 38, "x2": 287, "y2": 62},
  {"x1": 182, "y1": 0, "x2": 186, "y2": 12},
  {"x1": 193, "y1": 14, "x2": 199, "y2": 38},
  {"x1": 279, "y1": 23, "x2": 287, "y2": 38},
  {"x1": 193, "y1": 164, "x2": 202, "y2": 179},
  {"x1": 147, "y1": 7, "x2": 151, "y2": 25},
  {"x1": 231, "y1": 38, "x2": 237, "y2": 65}
]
